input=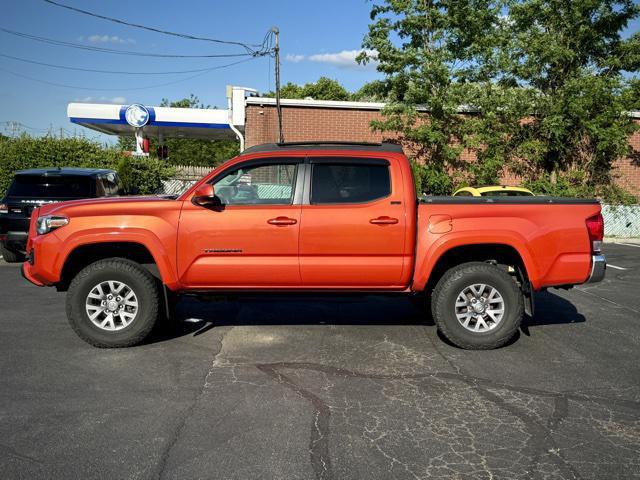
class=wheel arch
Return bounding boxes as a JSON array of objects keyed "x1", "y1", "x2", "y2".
[
  {"x1": 58, "y1": 241, "x2": 171, "y2": 291},
  {"x1": 415, "y1": 242, "x2": 532, "y2": 297}
]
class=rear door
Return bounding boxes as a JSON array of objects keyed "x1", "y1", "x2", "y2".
[
  {"x1": 299, "y1": 156, "x2": 407, "y2": 287},
  {"x1": 177, "y1": 158, "x2": 304, "y2": 288}
]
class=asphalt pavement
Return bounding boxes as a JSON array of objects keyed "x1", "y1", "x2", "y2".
[{"x1": 0, "y1": 243, "x2": 638, "y2": 479}]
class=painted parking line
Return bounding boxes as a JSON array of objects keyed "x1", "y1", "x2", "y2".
[
  {"x1": 608, "y1": 264, "x2": 628, "y2": 271},
  {"x1": 616, "y1": 242, "x2": 640, "y2": 248}
]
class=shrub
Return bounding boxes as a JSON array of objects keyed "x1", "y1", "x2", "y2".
[
  {"x1": 0, "y1": 135, "x2": 174, "y2": 196},
  {"x1": 524, "y1": 171, "x2": 637, "y2": 205}
]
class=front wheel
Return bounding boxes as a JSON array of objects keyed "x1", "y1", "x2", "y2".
[
  {"x1": 431, "y1": 262, "x2": 523, "y2": 350},
  {"x1": 66, "y1": 258, "x2": 160, "y2": 348}
]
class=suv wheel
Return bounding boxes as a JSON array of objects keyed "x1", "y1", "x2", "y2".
[
  {"x1": 1, "y1": 244, "x2": 25, "y2": 263},
  {"x1": 431, "y1": 262, "x2": 523, "y2": 350},
  {"x1": 66, "y1": 258, "x2": 160, "y2": 347}
]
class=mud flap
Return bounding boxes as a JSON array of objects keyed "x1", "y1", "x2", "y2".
[{"x1": 523, "y1": 290, "x2": 535, "y2": 317}]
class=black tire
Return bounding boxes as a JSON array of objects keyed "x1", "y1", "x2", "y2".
[
  {"x1": 1, "y1": 244, "x2": 25, "y2": 263},
  {"x1": 66, "y1": 258, "x2": 160, "y2": 348},
  {"x1": 431, "y1": 262, "x2": 523, "y2": 350}
]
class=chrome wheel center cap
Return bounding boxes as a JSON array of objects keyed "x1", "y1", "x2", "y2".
[
  {"x1": 473, "y1": 299, "x2": 485, "y2": 313},
  {"x1": 107, "y1": 300, "x2": 118, "y2": 311}
]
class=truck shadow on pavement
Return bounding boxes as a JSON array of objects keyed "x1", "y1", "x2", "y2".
[{"x1": 147, "y1": 290, "x2": 586, "y2": 345}]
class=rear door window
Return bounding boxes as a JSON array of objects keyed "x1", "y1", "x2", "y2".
[
  {"x1": 7, "y1": 175, "x2": 93, "y2": 198},
  {"x1": 310, "y1": 162, "x2": 391, "y2": 204}
]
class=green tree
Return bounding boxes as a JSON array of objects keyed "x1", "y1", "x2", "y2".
[
  {"x1": 504, "y1": 0, "x2": 640, "y2": 196},
  {"x1": 360, "y1": 0, "x2": 639, "y2": 201},
  {"x1": 264, "y1": 77, "x2": 352, "y2": 100},
  {"x1": 117, "y1": 94, "x2": 239, "y2": 167},
  {"x1": 359, "y1": 0, "x2": 513, "y2": 194},
  {"x1": 351, "y1": 80, "x2": 388, "y2": 101}
]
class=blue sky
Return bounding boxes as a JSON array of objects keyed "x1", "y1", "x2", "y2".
[
  {"x1": 1, "y1": 0, "x2": 639, "y2": 143},
  {"x1": 1, "y1": 0, "x2": 381, "y2": 141}
]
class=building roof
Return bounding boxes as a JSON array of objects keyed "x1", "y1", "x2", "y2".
[
  {"x1": 16, "y1": 167, "x2": 115, "y2": 177},
  {"x1": 242, "y1": 141, "x2": 404, "y2": 155},
  {"x1": 245, "y1": 96, "x2": 480, "y2": 113}
]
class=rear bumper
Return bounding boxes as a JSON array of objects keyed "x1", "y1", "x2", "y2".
[{"x1": 586, "y1": 254, "x2": 606, "y2": 284}]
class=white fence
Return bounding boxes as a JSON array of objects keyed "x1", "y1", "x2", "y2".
[
  {"x1": 159, "y1": 165, "x2": 213, "y2": 196},
  {"x1": 602, "y1": 204, "x2": 640, "y2": 238}
]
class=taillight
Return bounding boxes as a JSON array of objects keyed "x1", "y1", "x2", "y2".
[
  {"x1": 586, "y1": 213, "x2": 604, "y2": 253},
  {"x1": 0, "y1": 203, "x2": 7, "y2": 214}
]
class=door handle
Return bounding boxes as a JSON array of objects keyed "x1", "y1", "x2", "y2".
[
  {"x1": 267, "y1": 216, "x2": 298, "y2": 226},
  {"x1": 370, "y1": 216, "x2": 399, "y2": 225}
]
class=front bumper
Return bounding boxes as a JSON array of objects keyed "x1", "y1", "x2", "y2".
[
  {"x1": 586, "y1": 254, "x2": 606, "y2": 284},
  {"x1": 21, "y1": 262, "x2": 45, "y2": 287}
]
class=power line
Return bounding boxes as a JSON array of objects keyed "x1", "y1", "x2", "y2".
[
  {"x1": 0, "y1": 120, "x2": 50, "y2": 136},
  {"x1": 43, "y1": 0, "x2": 264, "y2": 54},
  {"x1": 0, "y1": 52, "x2": 246, "y2": 75},
  {"x1": 0, "y1": 57, "x2": 257, "y2": 92},
  {"x1": 0, "y1": 27, "x2": 253, "y2": 59}
]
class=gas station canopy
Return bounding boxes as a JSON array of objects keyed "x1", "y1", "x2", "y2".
[
  {"x1": 68, "y1": 102, "x2": 236, "y2": 140},
  {"x1": 67, "y1": 86, "x2": 256, "y2": 154}
]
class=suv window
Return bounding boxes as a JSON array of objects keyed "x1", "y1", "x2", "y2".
[
  {"x1": 7, "y1": 175, "x2": 93, "y2": 198},
  {"x1": 102, "y1": 173, "x2": 120, "y2": 196},
  {"x1": 212, "y1": 163, "x2": 298, "y2": 205},
  {"x1": 311, "y1": 163, "x2": 391, "y2": 204}
]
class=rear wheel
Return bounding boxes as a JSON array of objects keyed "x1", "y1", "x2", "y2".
[
  {"x1": 1, "y1": 244, "x2": 25, "y2": 263},
  {"x1": 66, "y1": 258, "x2": 160, "y2": 348},
  {"x1": 431, "y1": 262, "x2": 523, "y2": 350}
]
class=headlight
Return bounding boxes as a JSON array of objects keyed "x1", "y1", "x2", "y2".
[{"x1": 36, "y1": 215, "x2": 69, "y2": 235}]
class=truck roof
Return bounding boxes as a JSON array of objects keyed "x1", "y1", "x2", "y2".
[
  {"x1": 242, "y1": 141, "x2": 404, "y2": 155},
  {"x1": 15, "y1": 167, "x2": 116, "y2": 177}
]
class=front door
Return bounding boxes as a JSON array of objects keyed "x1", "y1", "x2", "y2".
[
  {"x1": 299, "y1": 157, "x2": 407, "y2": 288},
  {"x1": 178, "y1": 159, "x2": 303, "y2": 288}
]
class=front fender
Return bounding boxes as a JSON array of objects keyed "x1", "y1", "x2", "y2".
[{"x1": 60, "y1": 228, "x2": 179, "y2": 288}]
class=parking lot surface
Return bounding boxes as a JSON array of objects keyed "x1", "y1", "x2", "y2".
[{"x1": 1, "y1": 243, "x2": 639, "y2": 480}]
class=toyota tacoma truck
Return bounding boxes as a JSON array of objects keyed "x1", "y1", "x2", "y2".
[{"x1": 21, "y1": 142, "x2": 606, "y2": 350}]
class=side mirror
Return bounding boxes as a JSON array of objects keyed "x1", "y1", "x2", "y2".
[{"x1": 192, "y1": 183, "x2": 216, "y2": 207}]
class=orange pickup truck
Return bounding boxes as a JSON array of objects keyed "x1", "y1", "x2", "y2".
[{"x1": 21, "y1": 142, "x2": 606, "y2": 350}]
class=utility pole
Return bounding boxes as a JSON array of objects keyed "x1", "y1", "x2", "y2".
[{"x1": 271, "y1": 26, "x2": 284, "y2": 143}]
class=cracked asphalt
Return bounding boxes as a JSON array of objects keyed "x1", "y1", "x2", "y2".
[{"x1": 1, "y1": 243, "x2": 639, "y2": 479}]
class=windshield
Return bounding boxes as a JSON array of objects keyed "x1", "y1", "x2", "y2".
[{"x1": 7, "y1": 175, "x2": 93, "y2": 198}]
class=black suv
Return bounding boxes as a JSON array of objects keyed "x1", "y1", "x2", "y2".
[{"x1": 0, "y1": 168, "x2": 124, "y2": 262}]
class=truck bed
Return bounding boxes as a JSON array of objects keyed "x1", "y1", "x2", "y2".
[{"x1": 414, "y1": 196, "x2": 602, "y2": 291}]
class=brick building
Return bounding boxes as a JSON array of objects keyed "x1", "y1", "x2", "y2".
[{"x1": 245, "y1": 97, "x2": 640, "y2": 196}]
